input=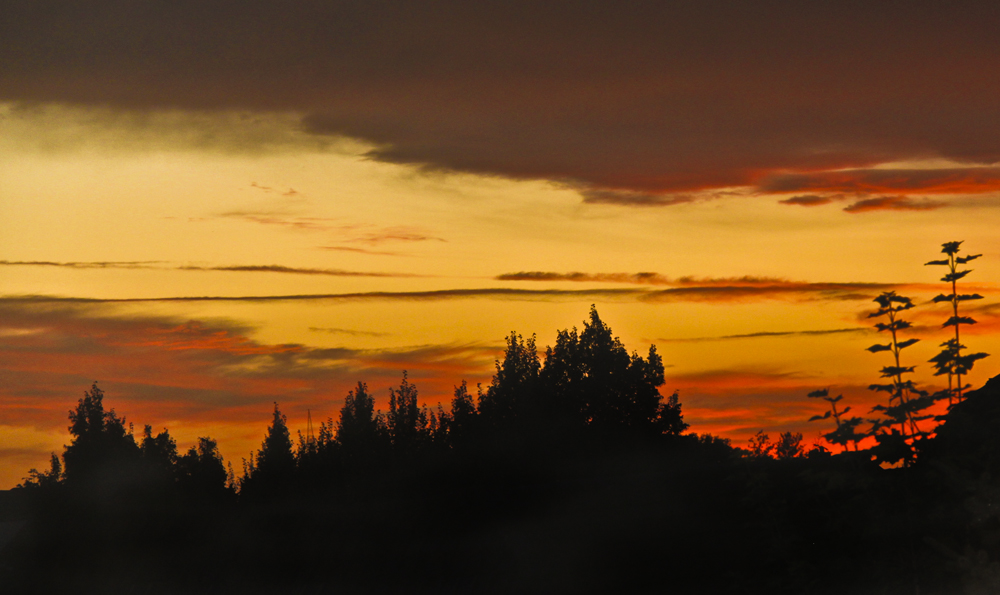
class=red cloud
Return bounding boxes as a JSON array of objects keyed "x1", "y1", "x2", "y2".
[{"x1": 762, "y1": 167, "x2": 1000, "y2": 196}]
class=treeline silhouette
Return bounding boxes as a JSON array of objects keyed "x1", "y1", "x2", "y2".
[{"x1": 2, "y1": 306, "x2": 1000, "y2": 594}]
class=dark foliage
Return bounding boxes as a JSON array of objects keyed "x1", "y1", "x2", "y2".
[{"x1": 2, "y1": 309, "x2": 999, "y2": 593}]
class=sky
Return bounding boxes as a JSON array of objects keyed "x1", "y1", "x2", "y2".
[{"x1": 3, "y1": 1, "x2": 1000, "y2": 488}]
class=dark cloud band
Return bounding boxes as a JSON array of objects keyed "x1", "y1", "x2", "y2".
[{"x1": 5, "y1": 2, "x2": 1000, "y2": 199}]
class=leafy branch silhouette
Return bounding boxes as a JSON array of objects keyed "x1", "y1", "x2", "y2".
[{"x1": 926, "y1": 241, "x2": 989, "y2": 405}]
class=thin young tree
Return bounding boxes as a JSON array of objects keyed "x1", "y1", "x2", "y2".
[
  {"x1": 866, "y1": 292, "x2": 934, "y2": 454},
  {"x1": 925, "y1": 241, "x2": 989, "y2": 404},
  {"x1": 807, "y1": 389, "x2": 864, "y2": 452}
]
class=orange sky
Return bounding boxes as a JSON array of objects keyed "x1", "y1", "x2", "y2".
[{"x1": 3, "y1": 2, "x2": 1000, "y2": 488}]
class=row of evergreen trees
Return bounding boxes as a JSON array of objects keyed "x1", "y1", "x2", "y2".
[{"x1": 20, "y1": 307, "x2": 688, "y2": 498}]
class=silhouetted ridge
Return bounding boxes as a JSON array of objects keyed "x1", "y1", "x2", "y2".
[{"x1": 3, "y1": 310, "x2": 999, "y2": 594}]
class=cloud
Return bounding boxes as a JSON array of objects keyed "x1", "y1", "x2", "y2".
[
  {"x1": 0, "y1": 259, "x2": 420, "y2": 278},
  {"x1": 217, "y1": 212, "x2": 339, "y2": 231},
  {"x1": 498, "y1": 272, "x2": 904, "y2": 299},
  {"x1": 778, "y1": 195, "x2": 836, "y2": 207},
  {"x1": 497, "y1": 272, "x2": 673, "y2": 285},
  {"x1": 761, "y1": 167, "x2": 1000, "y2": 195},
  {"x1": 0, "y1": 301, "x2": 501, "y2": 485},
  {"x1": 1, "y1": 277, "x2": 924, "y2": 307},
  {"x1": 0, "y1": 288, "x2": 650, "y2": 305},
  {"x1": 348, "y1": 227, "x2": 447, "y2": 245},
  {"x1": 842, "y1": 196, "x2": 946, "y2": 213},
  {"x1": 309, "y1": 327, "x2": 390, "y2": 338},
  {"x1": 578, "y1": 189, "x2": 697, "y2": 207},
  {"x1": 213, "y1": 212, "x2": 445, "y2": 247},
  {"x1": 5, "y1": 2, "x2": 1000, "y2": 199},
  {"x1": 0, "y1": 260, "x2": 163, "y2": 269},
  {"x1": 658, "y1": 327, "x2": 869, "y2": 343},
  {"x1": 249, "y1": 182, "x2": 299, "y2": 196},
  {"x1": 180, "y1": 264, "x2": 422, "y2": 278}
]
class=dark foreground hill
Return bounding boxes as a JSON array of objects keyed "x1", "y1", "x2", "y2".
[{"x1": 3, "y1": 373, "x2": 1000, "y2": 594}]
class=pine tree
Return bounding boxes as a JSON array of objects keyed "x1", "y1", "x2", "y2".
[
  {"x1": 336, "y1": 381, "x2": 388, "y2": 467},
  {"x1": 251, "y1": 403, "x2": 295, "y2": 488},
  {"x1": 387, "y1": 371, "x2": 429, "y2": 453}
]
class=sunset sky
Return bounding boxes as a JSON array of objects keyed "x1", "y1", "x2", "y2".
[{"x1": 3, "y1": 1, "x2": 1000, "y2": 488}]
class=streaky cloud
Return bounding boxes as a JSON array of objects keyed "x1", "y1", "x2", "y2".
[
  {"x1": 0, "y1": 259, "x2": 418, "y2": 278},
  {"x1": 0, "y1": 260, "x2": 164, "y2": 269},
  {"x1": 497, "y1": 271, "x2": 673, "y2": 285},
  {"x1": 180, "y1": 264, "x2": 422, "y2": 278},
  {"x1": 843, "y1": 195, "x2": 946, "y2": 213},
  {"x1": 761, "y1": 166, "x2": 1000, "y2": 195},
  {"x1": 658, "y1": 327, "x2": 869, "y2": 343},
  {"x1": 0, "y1": 288, "x2": 648, "y2": 304},
  {"x1": 320, "y1": 246, "x2": 406, "y2": 257},
  {"x1": 778, "y1": 195, "x2": 836, "y2": 207},
  {"x1": 309, "y1": 327, "x2": 391, "y2": 337}
]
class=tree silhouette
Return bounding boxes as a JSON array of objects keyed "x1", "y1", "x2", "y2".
[
  {"x1": 446, "y1": 380, "x2": 478, "y2": 449},
  {"x1": 745, "y1": 430, "x2": 774, "y2": 458},
  {"x1": 178, "y1": 437, "x2": 230, "y2": 498},
  {"x1": 140, "y1": 425, "x2": 178, "y2": 480},
  {"x1": 387, "y1": 371, "x2": 429, "y2": 453},
  {"x1": 866, "y1": 292, "x2": 933, "y2": 463},
  {"x1": 926, "y1": 241, "x2": 989, "y2": 404},
  {"x1": 807, "y1": 389, "x2": 864, "y2": 451},
  {"x1": 18, "y1": 453, "x2": 62, "y2": 489},
  {"x1": 336, "y1": 381, "x2": 388, "y2": 467},
  {"x1": 243, "y1": 403, "x2": 295, "y2": 494},
  {"x1": 479, "y1": 331, "x2": 540, "y2": 438},
  {"x1": 538, "y1": 306, "x2": 673, "y2": 438},
  {"x1": 774, "y1": 432, "x2": 804, "y2": 460},
  {"x1": 62, "y1": 382, "x2": 139, "y2": 485}
]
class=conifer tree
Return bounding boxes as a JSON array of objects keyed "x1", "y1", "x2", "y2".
[
  {"x1": 447, "y1": 380, "x2": 478, "y2": 448},
  {"x1": 336, "y1": 381, "x2": 388, "y2": 466},
  {"x1": 252, "y1": 403, "x2": 295, "y2": 486},
  {"x1": 387, "y1": 371, "x2": 429, "y2": 452}
]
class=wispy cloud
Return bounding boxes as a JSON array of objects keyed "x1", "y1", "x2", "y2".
[
  {"x1": 0, "y1": 288, "x2": 648, "y2": 304},
  {"x1": 760, "y1": 167, "x2": 1000, "y2": 196},
  {"x1": 348, "y1": 227, "x2": 447, "y2": 245},
  {"x1": 578, "y1": 189, "x2": 697, "y2": 207},
  {"x1": 0, "y1": 260, "x2": 418, "y2": 278},
  {"x1": 309, "y1": 327, "x2": 391, "y2": 337},
  {"x1": 0, "y1": 303, "x2": 497, "y2": 428},
  {"x1": 498, "y1": 271, "x2": 673, "y2": 285},
  {"x1": 498, "y1": 271, "x2": 905, "y2": 300},
  {"x1": 319, "y1": 246, "x2": 406, "y2": 257},
  {"x1": 179, "y1": 264, "x2": 423, "y2": 278},
  {"x1": 0, "y1": 260, "x2": 164, "y2": 269},
  {"x1": 778, "y1": 195, "x2": 837, "y2": 207},
  {"x1": 249, "y1": 181, "x2": 300, "y2": 196},
  {"x1": 217, "y1": 211, "x2": 340, "y2": 231},
  {"x1": 658, "y1": 327, "x2": 869, "y2": 343},
  {"x1": 842, "y1": 195, "x2": 946, "y2": 213}
]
